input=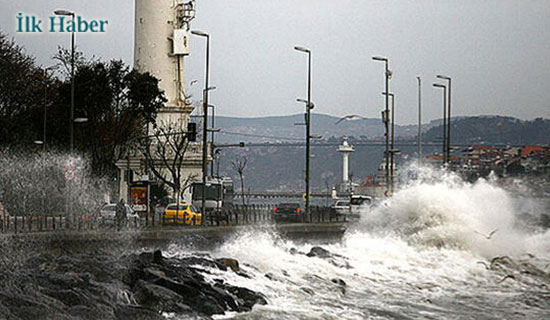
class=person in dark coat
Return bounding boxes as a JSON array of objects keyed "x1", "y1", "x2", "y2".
[{"x1": 116, "y1": 199, "x2": 127, "y2": 231}]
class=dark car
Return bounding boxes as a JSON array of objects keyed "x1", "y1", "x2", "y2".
[{"x1": 272, "y1": 203, "x2": 303, "y2": 222}]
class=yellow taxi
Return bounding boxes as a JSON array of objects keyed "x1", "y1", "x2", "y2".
[{"x1": 163, "y1": 203, "x2": 202, "y2": 226}]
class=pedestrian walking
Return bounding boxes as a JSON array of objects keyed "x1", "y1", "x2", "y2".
[{"x1": 116, "y1": 199, "x2": 127, "y2": 231}]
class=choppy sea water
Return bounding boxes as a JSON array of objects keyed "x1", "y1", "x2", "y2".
[{"x1": 167, "y1": 167, "x2": 550, "y2": 319}]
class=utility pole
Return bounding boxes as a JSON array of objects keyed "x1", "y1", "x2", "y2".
[
  {"x1": 54, "y1": 9, "x2": 76, "y2": 226},
  {"x1": 437, "y1": 75, "x2": 451, "y2": 164},
  {"x1": 209, "y1": 104, "x2": 215, "y2": 177},
  {"x1": 191, "y1": 30, "x2": 211, "y2": 218},
  {"x1": 433, "y1": 83, "x2": 447, "y2": 165},
  {"x1": 373, "y1": 56, "x2": 391, "y2": 194},
  {"x1": 417, "y1": 76, "x2": 422, "y2": 161},
  {"x1": 381, "y1": 92, "x2": 395, "y2": 191},
  {"x1": 294, "y1": 45, "x2": 312, "y2": 221}
]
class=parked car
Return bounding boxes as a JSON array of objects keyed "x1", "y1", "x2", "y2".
[
  {"x1": 350, "y1": 195, "x2": 373, "y2": 216},
  {"x1": 99, "y1": 203, "x2": 140, "y2": 227},
  {"x1": 163, "y1": 203, "x2": 202, "y2": 226},
  {"x1": 331, "y1": 199, "x2": 351, "y2": 216},
  {"x1": 272, "y1": 203, "x2": 303, "y2": 222}
]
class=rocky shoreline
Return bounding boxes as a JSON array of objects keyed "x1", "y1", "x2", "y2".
[{"x1": 0, "y1": 250, "x2": 266, "y2": 319}]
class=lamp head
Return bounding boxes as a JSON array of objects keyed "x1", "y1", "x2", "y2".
[
  {"x1": 294, "y1": 46, "x2": 310, "y2": 53},
  {"x1": 54, "y1": 10, "x2": 74, "y2": 16},
  {"x1": 191, "y1": 30, "x2": 209, "y2": 37},
  {"x1": 372, "y1": 56, "x2": 388, "y2": 62}
]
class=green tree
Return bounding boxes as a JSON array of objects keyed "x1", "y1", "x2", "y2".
[
  {"x1": 0, "y1": 32, "x2": 54, "y2": 145},
  {"x1": 51, "y1": 53, "x2": 167, "y2": 176}
]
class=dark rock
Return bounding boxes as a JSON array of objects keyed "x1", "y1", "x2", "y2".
[
  {"x1": 331, "y1": 278, "x2": 346, "y2": 287},
  {"x1": 134, "y1": 280, "x2": 192, "y2": 314},
  {"x1": 114, "y1": 305, "x2": 165, "y2": 320},
  {"x1": 202, "y1": 286, "x2": 239, "y2": 312},
  {"x1": 216, "y1": 258, "x2": 240, "y2": 272},
  {"x1": 330, "y1": 259, "x2": 352, "y2": 269},
  {"x1": 24, "y1": 254, "x2": 55, "y2": 269},
  {"x1": 148, "y1": 274, "x2": 237, "y2": 315},
  {"x1": 331, "y1": 278, "x2": 347, "y2": 294},
  {"x1": 0, "y1": 302, "x2": 16, "y2": 320},
  {"x1": 221, "y1": 284, "x2": 268, "y2": 311},
  {"x1": 196, "y1": 297, "x2": 225, "y2": 315},
  {"x1": 0, "y1": 249, "x2": 267, "y2": 319},
  {"x1": 300, "y1": 287, "x2": 315, "y2": 295},
  {"x1": 306, "y1": 246, "x2": 332, "y2": 258},
  {"x1": 0, "y1": 290, "x2": 70, "y2": 320},
  {"x1": 142, "y1": 267, "x2": 166, "y2": 280},
  {"x1": 151, "y1": 275, "x2": 202, "y2": 300},
  {"x1": 182, "y1": 256, "x2": 223, "y2": 269},
  {"x1": 306, "y1": 247, "x2": 352, "y2": 269},
  {"x1": 44, "y1": 288, "x2": 89, "y2": 307},
  {"x1": 36, "y1": 271, "x2": 90, "y2": 290},
  {"x1": 69, "y1": 305, "x2": 116, "y2": 320},
  {"x1": 153, "y1": 250, "x2": 163, "y2": 264},
  {"x1": 236, "y1": 271, "x2": 251, "y2": 279},
  {"x1": 264, "y1": 272, "x2": 278, "y2": 281}
]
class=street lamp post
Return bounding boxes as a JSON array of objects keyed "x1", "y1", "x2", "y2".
[
  {"x1": 214, "y1": 149, "x2": 221, "y2": 177},
  {"x1": 54, "y1": 10, "x2": 75, "y2": 152},
  {"x1": 381, "y1": 92, "x2": 395, "y2": 191},
  {"x1": 208, "y1": 104, "x2": 215, "y2": 177},
  {"x1": 191, "y1": 30, "x2": 211, "y2": 220},
  {"x1": 40, "y1": 66, "x2": 55, "y2": 151},
  {"x1": 433, "y1": 83, "x2": 447, "y2": 165},
  {"x1": 294, "y1": 45, "x2": 312, "y2": 221},
  {"x1": 417, "y1": 76, "x2": 422, "y2": 161},
  {"x1": 373, "y1": 56, "x2": 391, "y2": 193},
  {"x1": 54, "y1": 9, "x2": 75, "y2": 227},
  {"x1": 437, "y1": 75, "x2": 451, "y2": 164}
]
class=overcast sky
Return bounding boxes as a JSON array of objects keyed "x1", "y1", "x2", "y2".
[{"x1": 1, "y1": 0, "x2": 549, "y2": 124}]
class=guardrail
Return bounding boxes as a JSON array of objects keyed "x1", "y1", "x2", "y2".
[{"x1": 0, "y1": 206, "x2": 348, "y2": 234}]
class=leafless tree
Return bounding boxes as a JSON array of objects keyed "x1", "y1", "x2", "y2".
[
  {"x1": 231, "y1": 157, "x2": 248, "y2": 211},
  {"x1": 137, "y1": 124, "x2": 196, "y2": 205},
  {"x1": 323, "y1": 177, "x2": 332, "y2": 207}
]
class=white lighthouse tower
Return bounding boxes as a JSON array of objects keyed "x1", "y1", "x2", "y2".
[
  {"x1": 338, "y1": 138, "x2": 355, "y2": 184},
  {"x1": 116, "y1": 0, "x2": 204, "y2": 203},
  {"x1": 134, "y1": 0, "x2": 195, "y2": 127}
]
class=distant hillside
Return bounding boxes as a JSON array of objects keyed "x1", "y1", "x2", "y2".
[
  {"x1": 213, "y1": 113, "x2": 436, "y2": 144},
  {"x1": 218, "y1": 142, "x2": 441, "y2": 193},
  {"x1": 207, "y1": 114, "x2": 549, "y2": 192},
  {"x1": 424, "y1": 116, "x2": 550, "y2": 145}
]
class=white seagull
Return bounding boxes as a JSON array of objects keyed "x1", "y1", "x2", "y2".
[
  {"x1": 474, "y1": 229, "x2": 498, "y2": 240},
  {"x1": 335, "y1": 114, "x2": 367, "y2": 125}
]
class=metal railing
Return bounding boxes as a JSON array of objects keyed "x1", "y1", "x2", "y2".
[{"x1": 0, "y1": 205, "x2": 348, "y2": 234}]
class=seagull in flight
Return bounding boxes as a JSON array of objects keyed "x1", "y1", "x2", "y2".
[
  {"x1": 335, "y1": 114, "x2": 367, "y2": 125},
  {"x1": 475, "y1": 229, "x2": 498, "y2": 239}
]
